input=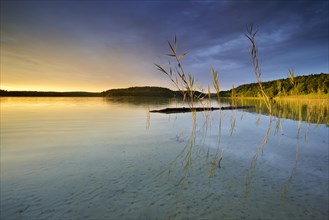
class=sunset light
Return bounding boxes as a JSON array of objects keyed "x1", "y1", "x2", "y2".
[
  {"x1": 1, "y1": 1, "x2": 328, "y2": 220},
  {"x1": 1, "y1": 1, "x2": 328, "y2": 92}
]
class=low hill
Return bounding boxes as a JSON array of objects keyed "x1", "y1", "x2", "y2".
[
  {"x1": 101, "y1": 86, "x2": 179, "y2": 97},
  {"x1": 101, "y1": 86, "x2": 207, "y2": 98},
  {"x1": 222, "y1": 73, "x2": 329, "y2": 98},
  {"x1": 1, "y1": 73, "x2": 328, "y2": 98}
]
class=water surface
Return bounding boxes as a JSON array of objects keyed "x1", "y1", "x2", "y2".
[{"x1": 1, "y1": 97, "x2": 328, "y2": 219}]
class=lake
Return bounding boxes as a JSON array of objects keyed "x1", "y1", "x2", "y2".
[{"x1": 1, "y1": 97, "x2": 328, "y2": 219}]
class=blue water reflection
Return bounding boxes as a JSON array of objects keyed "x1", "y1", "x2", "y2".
[{"x1": 1, "y1": 97, "x2": 328, "y2": 219}]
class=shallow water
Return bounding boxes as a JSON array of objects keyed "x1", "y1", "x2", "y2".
[{"x1": 1, "y1": 97, "x2": 328, "y2": 219}]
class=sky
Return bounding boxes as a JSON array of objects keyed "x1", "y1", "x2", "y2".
[{"x1": 1, "y1": 0, "x2": 328, "y2": 92}]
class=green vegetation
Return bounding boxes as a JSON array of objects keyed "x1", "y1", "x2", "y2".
[
  {"x1": 153, "y1": 26, "x2": 327, "y2": 199},
  {"x1": 101, "y1": 86, "x2": 179, "y2": 98},
  {"x1": 224, "y1": 73, "x2": 329, "y2": 98},
  {"x1": 227, "y1": 98, "x2": 329, "y2": 125},
  {"x1": 1, "y1": 74, "x2": 328, "y2": 99}
]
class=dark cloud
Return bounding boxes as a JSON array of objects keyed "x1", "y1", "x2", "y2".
[{"x1": 1, "y1": 0, "x2": 328, "y2": 91}]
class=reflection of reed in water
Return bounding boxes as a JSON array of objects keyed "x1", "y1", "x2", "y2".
[
  {"x1": 239, "y1": 96, "x2": 324, "y2": 198},
  {"x1": 146, "y1": 107, "x2": 150, "y2": 130},
  {"x1": 229, "y1": 109, "x2": 237, "y2": 136},
  {"x1": 280, "y1": 102, "x2": 302, "y2": 197},
  {"x1": 243, "y1": 24, "x2": 274, "y2": 200},
  {"x1": 208, "y1": 69, "x2": 224, "y2": 177},
  {"x1": 243, "y1": 115, "x2": 273, "y2": 200},
  {"x1": 154, "y1": 29, "x2": 326, "y2": 206},
  {"x1": 280, "y1": 130, "x2": 300, "y2": 197},
  {"x1": 226, "y1": 97, "x2": 328, "y2": 123},
  {"x1": 241, "y1": 24, "x2": 327, "y2": 199},
  {"x1": 155, "y1": 37, "x2": 225, "y2": 184},
  {"x1": 228, "y1": 98, "x2": 328, "y2": 126}
]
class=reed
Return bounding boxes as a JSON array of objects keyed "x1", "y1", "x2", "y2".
[
  {"x1": 155, "y1": 37, "x2": 225, "y2": 182},
  {"x1": 155, "y1": 36, "x2": 195, "y2": 108},
  {"x1": 146, "y1": 107, "x2": 150, "y2": 130},
  {"x1": 208, "y1": 68, "x2": 223, "y2": 177},
  {"x1": 243, "y1": 24, "x2": 274, "y2": 199},
  {"x1": 155, "y1": 26, "x2": 319, "y2": 197},
  {"x1": 243, "y1": 25, "x2": 313, "y2": 199},
  {"x1": 245, "y1": 24, "x2": 272, "y2": 113}
]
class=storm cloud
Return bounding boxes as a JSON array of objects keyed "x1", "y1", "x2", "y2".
[{"x1": 1, "y1": 0, "x2": 328, "y2": 91}]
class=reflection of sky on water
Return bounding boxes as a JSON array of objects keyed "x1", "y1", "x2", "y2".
[
  {"x1": 213, "y1": 111, "x2": 328, "y2": 174},
  {"x1": 1, "y1": 97, "x2": 328, "y2": 219},
  {"x1": 166, "y1": 107, "x2": 328, "y2": 177}
]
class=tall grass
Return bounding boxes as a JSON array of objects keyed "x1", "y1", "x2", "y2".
[
  {"x1": 245, "y1": 25, "x2": 272, "y2": 112},
  {"x1": 243, "y1": 24, "x2": 310, "y2": 199},
  {"x1": 155, "y1": 25, "x2": 321, "y2": 197},
  {"x1": 155, "y1": 36, "x2": 195, "y2": 109},
  {"x1": 208, "y1": 68, "x2": 223, "y2": 177},
  {"x1": 155, "y1": 37, "x2": 223, "y2": 181},
  {"x1": 243, "y1": 24, "x2": 274, "y2": 199}
]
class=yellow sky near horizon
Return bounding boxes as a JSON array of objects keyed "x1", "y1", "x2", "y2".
[
  {"x1": 1, "y1": 1, "x2": 328, "y2": 93},
  {"x1": 0, "y1": 34, "x2": 166, "y2": 92}
]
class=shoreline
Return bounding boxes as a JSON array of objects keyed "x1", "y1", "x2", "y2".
[
  {"x1": 1, "y1": 95, "x2": 328, "y2": 102},
  {"x1": 224, "y1": 96, "x2": 329, "y2": 102}
]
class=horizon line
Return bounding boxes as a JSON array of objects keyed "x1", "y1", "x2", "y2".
[{"x1": 1, "y1": 72, "x2": 328, "y2": 94}]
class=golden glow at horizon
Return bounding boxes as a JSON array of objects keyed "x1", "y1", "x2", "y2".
[{"x1": 1, "y1": 35, "x2": 163, "y2": 92}]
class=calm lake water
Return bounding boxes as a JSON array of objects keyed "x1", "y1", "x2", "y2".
[{"x1": 1, "y1": 97, "x2": 328, "y2": 219}]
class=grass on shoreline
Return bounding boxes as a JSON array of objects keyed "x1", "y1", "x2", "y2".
[
  {"x1": 228, "y1": 94, "x2": 329, "y2": 101},
  {"x1": 273, "y1": 93, "x2": 329, "y2": 100}
]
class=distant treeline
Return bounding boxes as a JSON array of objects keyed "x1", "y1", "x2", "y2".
[
  {"x1": 0, "y1": 87, "x2": 181, "y2": 98},
  {"x1": 101, "y1": 86, "x2": 179, "y2": 97},
  {"x1": 101, "y1": 86, "x2": 207, "y2": 98},
  {"x1": 221, "y1": 73, "x2": 329, "y2": 98},
  {"x1": 0, "y1": 90, "x2": 101, "y2": 97},
  {"x1": 1, "y1": 73, "x2": 328, "y2": 98}
]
